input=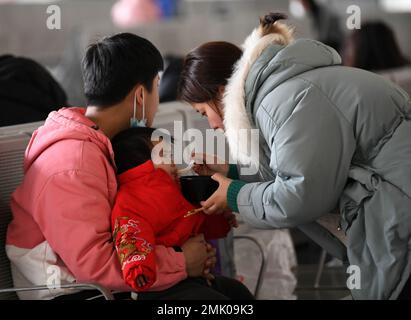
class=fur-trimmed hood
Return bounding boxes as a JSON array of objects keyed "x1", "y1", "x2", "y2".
[{"x1": 223, "y1": 15, "x2": 341, "y2": 166}]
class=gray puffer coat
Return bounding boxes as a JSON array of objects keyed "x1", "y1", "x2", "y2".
[{"x1": 223, "y1": 22, "x2": 411, "y2": 299}]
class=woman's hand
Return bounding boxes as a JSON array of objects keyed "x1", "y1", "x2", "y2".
[
  {"x1": 191, "y1": 153, "x2": 229, "y2": 177},
  {"x1": 200, "y1": 173, "x2": 232, "y2": 215}
]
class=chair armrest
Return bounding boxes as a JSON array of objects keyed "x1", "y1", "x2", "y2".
[
  {"x1": 316, "y1": 213, "x2": 347, "y2": 246},
  {"x1": 233, "y1": 235, "x2": 266, "y2": 298},
  {"x1": 0, "y1": 283, "x2": 115, "y2": 300},
  {"x1": 298, "y1": 212, "x2": 348, "y2": 262}
]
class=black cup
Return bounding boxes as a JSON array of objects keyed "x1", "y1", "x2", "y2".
[{"x1": 179, "y1": 175, "x2": 219, "y2": 205}]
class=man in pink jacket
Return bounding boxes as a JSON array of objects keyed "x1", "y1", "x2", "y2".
[{"x1": 6, "y1": 33, "x2": 215, "y2": 299}]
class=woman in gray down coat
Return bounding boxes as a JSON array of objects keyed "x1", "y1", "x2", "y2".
[{"x1": 178, "y1": 13, "x2": 411, "y2": 299}]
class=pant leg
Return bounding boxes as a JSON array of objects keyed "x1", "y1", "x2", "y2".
[
  {"x1": 138, "y1": 277, "x2": 229, "y2": 300},
  {"x1": 211, "y1": 276, "x2": 255, "y2": 300},
  {"x1": 217, "y1": 231, "x2": 236, "y2": 278},
  {"x1": 53, "y1": 291, "x2": 131, "y2": 300},
  {"x1": 398, "y1": 275, "x2": 411, "y2": 300},
  {"x1": 53, "y1": 277, "x2": 254, "y2": 301}
]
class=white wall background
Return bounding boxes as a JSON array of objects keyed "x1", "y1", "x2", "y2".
[
  {"x1": 0, "y1": 0, "x2": 410, "y2": 104},
  {"x1": 0, "y1": 0, "x2": 410, "y2": 63}
]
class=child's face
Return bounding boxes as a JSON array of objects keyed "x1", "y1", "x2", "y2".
[
  {"x1": 154, "y1": 162, "x2": 178, "y2": 184},
  {"x1": 152, "y1": 140, "x2": 179, "y2": 184}
]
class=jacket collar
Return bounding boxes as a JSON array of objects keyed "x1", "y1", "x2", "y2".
[
  {"x1": 25, "y1": 107, "x2": 116, "y2": 172},
  {"x1": 118, "y1": 160, "x2": 155, "y2": 185},
  {"x1": 223, "y1": 22, "x2": 342, "y2": 167}
]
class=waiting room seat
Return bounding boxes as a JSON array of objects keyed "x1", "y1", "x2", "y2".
[
  {"x1": 298, "y1": 214, "x2": 348, "y2": 290},
  {"x1": 0, "y1": 133, "x2": 31, "y2": 299},
  {"x1": 299, "y1": 214, "x2": 347, "y2": 262}
]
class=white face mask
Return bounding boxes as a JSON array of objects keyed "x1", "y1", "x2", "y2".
[
  {"x1": 130, "y1": 89, "x2": 147, "y2": 128},
  {"x1": 289, "y1": 0, "x2": 307, "y2": 19}
]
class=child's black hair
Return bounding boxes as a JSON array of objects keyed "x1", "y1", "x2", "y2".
[
  {"x1": 111, "y1": 127, "x2": 156, "y2": 175},
  {"x1": 111, "y1": 127, "x2": 172, "y2": 175}
]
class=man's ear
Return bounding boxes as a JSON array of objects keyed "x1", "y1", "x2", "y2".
[{"x1": 133, "y1": 84, "x2": 145, "y2": 108}]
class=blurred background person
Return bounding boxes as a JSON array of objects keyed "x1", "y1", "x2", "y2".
[
  {"x1": 111, "y1": 0, "x2": 180, "y2": 28},
  {"x1": 0, "y1": 54, "x2": 67, "y2": 127},
  {"x1": 289, "y1": 0, "x2": 343, "y2": 53},
  {"x1": 159, "y1": 54, "x2": 184, "y2": 103},
  {"x1": 343, "y1": 21, "x2": 411, "y2": 96}
]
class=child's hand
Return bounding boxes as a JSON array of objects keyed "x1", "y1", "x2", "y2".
[
  {"x1": 223, "y1": 211, "x2": 239, "y2": 228},
  {"x1": 136, "y1": 275, "x2": 148, "y2": 288}
]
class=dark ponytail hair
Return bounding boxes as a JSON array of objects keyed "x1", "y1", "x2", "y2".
[
  {"x1": 260, "y1": 12, "x2": 288, "y2": 28},
  {"x1": 178, "y1": 42, "x2": 242, "y2": 105}
]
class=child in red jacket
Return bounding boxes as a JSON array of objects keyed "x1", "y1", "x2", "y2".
[{"x1": 111, "y1": 127, "x2": 232, "y2": 291}]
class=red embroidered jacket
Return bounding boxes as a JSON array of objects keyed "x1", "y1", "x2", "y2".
[{"x1": 111, "y1": 160, "x2": 230, "y2": 291}]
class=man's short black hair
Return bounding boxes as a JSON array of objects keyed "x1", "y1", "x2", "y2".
[{"x1": 82, "y1": 33, "x2": 164, "y2": 107}]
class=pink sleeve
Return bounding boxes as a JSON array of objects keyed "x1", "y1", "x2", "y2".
[
  {"x1": 148, "y1": 246, "x2": 187, "y2": 292},
  {"x1": 33, "y1": 170, "x2": 186, "y2": 292}
]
